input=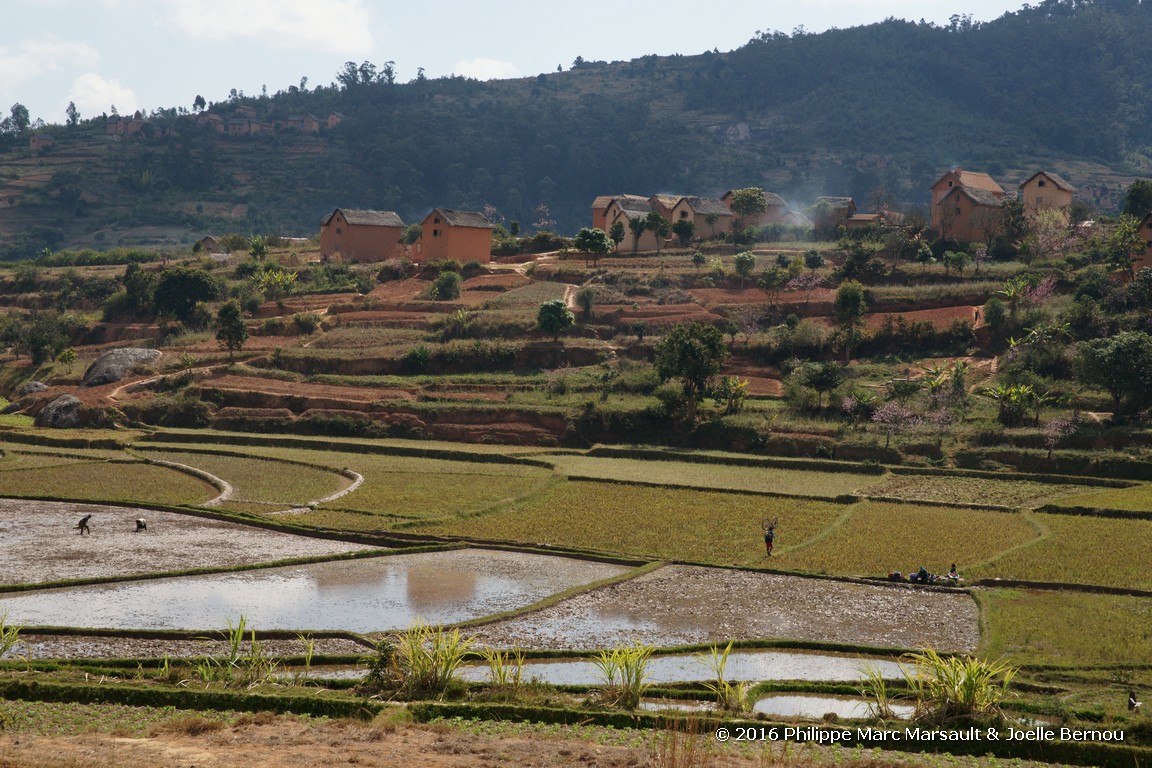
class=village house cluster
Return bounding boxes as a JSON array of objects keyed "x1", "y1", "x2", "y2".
[{"x1": 318, "y1": 207, "x2": 494, "y2": 264}]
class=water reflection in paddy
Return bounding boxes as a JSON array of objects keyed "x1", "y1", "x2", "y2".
[
  {"x1": 457, "y1": 651, "x2": 904, "y2": 686},
  {"x1": 754, "y1": 694, "x2": 916, "y2": 720},
  {"x1": 0, "y1": 549, "x2": 629, "y2": 633}
]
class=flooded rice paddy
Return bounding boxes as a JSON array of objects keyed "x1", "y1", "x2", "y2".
[
  {"x1": 456, "y1": 651, "x2": 906, "y2": 685},
  {"x1": 0, "y1": 548, "x2": 629, "y2": 633}
]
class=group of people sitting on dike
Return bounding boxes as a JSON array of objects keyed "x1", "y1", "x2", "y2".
[{"x1": 888, "y1": 563, "x2": 961, "y2": 585}]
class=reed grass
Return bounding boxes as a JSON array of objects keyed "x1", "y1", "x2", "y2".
[
  {"x1": 592, "y1": 642, "x2": 653, "y2": 709},
  {"x1": 696, "y1": 641, "x2": 751, "y2": 714},
  {"x1": 901, "y1": 648, "x2": 1016, "y2": 726}
]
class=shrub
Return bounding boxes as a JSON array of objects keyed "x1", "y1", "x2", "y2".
[
  {"x1": 402, "y1": 345, "x2": 431, "y2": 374},
  {"x1": 901, "y1": 648, "x2": 1017, "y2": 726},
  {"x1": 391, "y1": 620, "x2": 474, "y2": 698},
  {"x1": 593, "y1": 643, "x2": 653, "y2": 710},
  {"x1": 430, "y1": 271, "x2": 462, "y2": 300},
  {"x1": 461, "y1": 260, "x2": 486, "y2": 278},
  {"x1": 292, "y1": 313, "x2": 322, "y2": 334},
  {"x1": 377, "y1": 258, "x2": 413, "y2": 283}
]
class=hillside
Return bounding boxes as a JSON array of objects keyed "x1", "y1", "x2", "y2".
[{"x1": 2, "y1": 0, "x2": 1151, "y2": 254}]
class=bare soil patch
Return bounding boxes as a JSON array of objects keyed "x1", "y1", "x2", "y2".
[{"x1": 0, "y1": 499, "x2": 380, "y2": 586}]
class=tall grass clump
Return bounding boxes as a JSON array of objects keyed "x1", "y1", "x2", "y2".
[
  {"x1": 480, "y1": 646, "x2": 525, "y2": 697},
  {"x1": 194, "y1": 615, "x2": 279, "y2": 686},
  {"x1": 696, "y1": 641, "x2": 751, "y2": 714},
  {"x1": 390, "y1": 619, "x2": 474, "y2": 698},
  {"x1": 593, "y1": 642, "x2": 654, "y2": 709},
  {"x1": 0, "y1": 611, "x2": 21, "y2": 659},
  {"x1": 858, "y1": 662, "x2": 899, "y2": 720},
  {"x1": 902, "y1": 648, "x2": 1017, "y2": 726},
  {"x1": 652, "y1": 717, "x2": 712, "y2": 768}
]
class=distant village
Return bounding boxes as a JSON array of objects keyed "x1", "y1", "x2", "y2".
[{"x1": 298, "y1": 167, "x2": 1152, "y2": 272}]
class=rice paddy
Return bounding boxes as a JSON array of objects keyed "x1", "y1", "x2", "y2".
[
  {"x1": 1045, "y1": 483, "x2": 1152, "y2": 513},
  {"x1": 775, "y1": 501, "x2": 1041, "y2": 577},
  {"x1": 413, "y1": 480, "x2": 845, "y2": 566},
  {"x1": 542, "y1": 455, "x2": 876, "y2": 498},
  {"x1": 979, "y1": 588, "x2": 1152, "y2": 665},
  {"x1": 0, "y1": 459, "x2": 217, "y2": 506},
  {"x1": 139, "y1": 449, "x2": 350, "y2": 505},
  {"x1": 968, "y1": 512, "x2": 1152, "y2": 591},
  {"x1": 864, "y1": 473, "x2": 1103, "y2": 508}
]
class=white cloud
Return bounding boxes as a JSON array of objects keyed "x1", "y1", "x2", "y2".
[
  {"x1": 0, "y1": 35, "x2": 99, "y2": 96},
  {"x1": 166, "y1": 0, "x2": 373, "y2": 54},
  {"x1": 453, "y1": 58, "x2": 519, "y2": 81},
  {"x1": 68, "y1": 73, "x2": 139, "y2": 117}
]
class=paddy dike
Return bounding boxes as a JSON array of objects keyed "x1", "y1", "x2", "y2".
[{"x1": 469, "y1": 564, "x2": 979, "y2": 652}]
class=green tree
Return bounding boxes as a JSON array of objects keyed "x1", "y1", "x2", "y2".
[
  {"x1": 7, "y1": 103, "x2": 30, "y2": 135},
  {"x1": 691, "y1": 252, "x2": 706, "y2": 273},
  {"x1": 254, "y1": 269, "x2": 297, "y2": 303},
  {"x1": 153, "y1": 267, "x2": 222, "y2": 322},
  {"x1": 214, "y1": 300, "x2": 248, "y2": 361},
  {"x1": 1074, "y1": 331, "x2": 1152, "y2": 415},
  {"x1": 573, "y1": 227, "x2": 612, "y2": 266},
  {"x1": 1100, "y1": 215, "x2": 1143, "y2": 275},
  {"x1": 671, "y1": 218, "x2": 696, "y2": 247},
  {"x1": 627, "y1": 216, "x2": 647, "y2": 254},
  {"x1": 802, "y1": 361, "x2": 846, "y2": 410},
  {"x1": 728, "y1": 188, "x2": 768, "y2": 229},
  {"x1": 653, "y1": 322, "x2": 729, "y2": 413},
  {"x1": 1122, "y1": 179, "x2": 1152, "y2": 218},
  {"x1": 646, "y1": 211, "x2": 671, "y2": 254},
  {"x1": 733, "y1": 251, "x2": 756, "y2": 288},
  {"x1": 537, "y1": 299, "x2": 574, "y2": 340},
  {"x1": 65, "y1": 101, "x2": 80, "y2": 129},
  {"x1": 834, "y1": 279, "x2": 868, "y2": 362},
  {"x1": 193, "y1": 95, "x2": 206, "y2": 112},
  {"x1": 608, "y1": 221, "x2": 625, "y2": 251},
  {"x1": 803, "y1": 249, "x2": 825, "y2": 272},
  {"x1": 704, "y1": 212, "x2": 721, "y2": 238}
]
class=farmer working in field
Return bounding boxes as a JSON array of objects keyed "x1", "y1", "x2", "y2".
[
  {"x1": 763, "y1": 518, "x2": 776, "y2": 556},
  {"x1": 75, "y1": 514, "x2": 92, "y2": 535}
]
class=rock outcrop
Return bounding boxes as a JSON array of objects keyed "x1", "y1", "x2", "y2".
[{"x1": 81, "y1": 348, "x2": 161, "y2": 387}]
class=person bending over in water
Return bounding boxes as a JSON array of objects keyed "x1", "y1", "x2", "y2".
[{"x1": 76, "y1": 514, "x2": 92, "y2": 535}]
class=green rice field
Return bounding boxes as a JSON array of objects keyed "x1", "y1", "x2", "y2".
[
  {"x1": 1044, "y1": 483, "x2": 1152, "y2": 512},
  {"x1": 0, "y1": 459, "x2": 217, "y2": 506},
  {"x1": 968, "y1": 512, "x2": 1152, "y2": 591},
  {"x1": 413, "y1": 479, "x2": 845, "y2": 566},
  {"x1": 542, "y1": 454, "x2": 877, "y2": 497},
  {"x1": 140, "y1": 450, "x2": 351, "y2": 504},
  {"x1": 775, "y1": 501, "x2": 1041, "y2": 577},
  {"x1": 979, "y1": 588, "x2": 1152, "y2": 665}
]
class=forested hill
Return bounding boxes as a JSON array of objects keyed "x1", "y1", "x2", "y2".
[{"x1": 2, "y1": 0, "x2": 1152, "y2": 255}]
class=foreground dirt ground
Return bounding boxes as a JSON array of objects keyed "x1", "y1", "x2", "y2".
[{"x1": 0, "y1": 714, "x2": 1073, "y2": 768}]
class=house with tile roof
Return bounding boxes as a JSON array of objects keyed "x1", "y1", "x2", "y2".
[
  {"x1": 669, "y1": 196, "x2": 735, "y2": 238},
  {"x1": 319, "y1": 208, "x2": 406, "y2": 263},
  {"x1": 607, "y1": 204, "x2": 662, "y2": 253},
  {"x1": 810, "y1": 197, "x2": 858, "y2": 238},
  {"x1": 592, "y1": 194, "x2": 649, "y2": 232},
  {"x1": 416, "y1": 209, "x2": 495, "y2": 263},
  {"x1": 930, "y1": 169, "x2": 1005, "y2": 232},
  {"x1": 937, "y1": 186, "x2": 1004, "y2": 244},
  {"x1": 1019, "y1": 171, "x2": 1076, "y2": 224}
]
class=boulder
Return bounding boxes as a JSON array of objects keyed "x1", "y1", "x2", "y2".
[
  {"x1": 81, "y1": 348, "x2": 162, "y2": 387},
  {"x1": 16, "y1": 381, "x2": 48, "y2": 396},
  {"x1": 1, "y1": 402, "x2": 23, "y2": 415},
  {"x1": 34, "y1": 394, "x2": 83, "y2": 428}
]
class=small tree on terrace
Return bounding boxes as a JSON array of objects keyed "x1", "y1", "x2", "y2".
[
  {"x1": 834, "y1": 280, "x2": 867, "y2": 363},
  {"x1": 733, "y1": 251, "x2": 756, "y2": 288},
  {"x1": 654, "y1": 322, "x2": 729, "y2": 417},
  {"x1": 248, "y1": 234, "x2": 269, "y2": 260},
  {"x1": 574, "y1": 227, "x2": 612, "y2": 267},
  {"x1": 1074, "y1": 331, "x2": 1152, "y2": 415},
  {"x1": 804, "y1": 250, "x2": 825, "y2": 273},
  {"x1": 537, "y1": 299, "x2": 574, "y2": 341},
  {"x1": 215, "y1": 300, "x2": 248, "y2": 361}
]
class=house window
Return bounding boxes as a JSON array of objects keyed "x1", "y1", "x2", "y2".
[
  {"x1": 336, "y1": 227, "x2": 342, "y2": 234},
  {"x1": 434, "y1": 217, "x2": 440, "y2": 224},
  {"x1": 680, "y1": 211, "x2": 688, "y2": 219},
  {"x1": 955, "y1": 207, "x2": 961, "y2": 215},
  {"x1": 1038, "y1": 180, "x2": 1046, "y2": 187},
  {"x1": 433, "y1": 229, "x2": 440, "y2": 237}
]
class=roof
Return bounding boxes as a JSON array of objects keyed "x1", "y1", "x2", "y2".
[
  {"x1": 721, "y1": 190, "x2": 787, "y2": 207},
  {"x1": 682, "y1": 197, "x2": 734, "y2": 216},
  {"x1": 944, "y1": 187, "x2": 1003, "y2": 207},
  {"x1": 650, "y1": 194, "x2": 681, "y2": 208},
  {"x1": 848, "y1": 213, "x2": 884, "y2": 222},
  {"x1": 1020, "y1": 171, "x2": 1076, "y2": 193},
  {"x1": 935, "y1": 168, "x2": 1005, "y2": 196},
  {"x1": 322, "y1": 208, "x2": 405, "y2": 227},
  {"x1": 428, "y1": 209, "x2": 494, "y2": 229},
  {"x1": 813, "y1": 197, "x2": 855, "y2": 209}
]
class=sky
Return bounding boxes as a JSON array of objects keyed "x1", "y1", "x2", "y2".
[{"x1": 6, "y1": 0, "x2": 1031, "y2": 126}]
